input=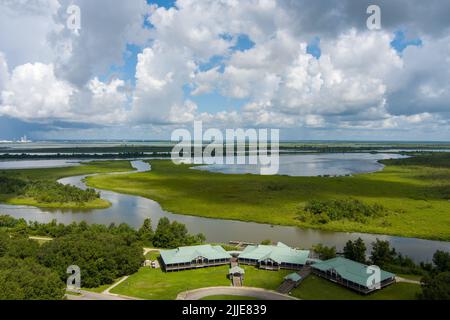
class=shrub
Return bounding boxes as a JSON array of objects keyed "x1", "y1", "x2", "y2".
[{"x1": 302, "y1": 198, "x2": 386, "y2": 224}]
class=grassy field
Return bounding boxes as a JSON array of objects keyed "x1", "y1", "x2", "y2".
[
  {"x1": 291, "y1": 275, "x2": 421, "y2": 300},
  {"x1": 110, "y1": 265, "x2": 290, "y2": 300},
  {"x1": 1, "y1": 196, "x2": 111, "y2": 209},
  {"x1": 1, "y1": 160, "x2": 133, "y2": 180},
  {"x1": 108, "y1": 265, "x2": 420, "y2": 300},
  {"x1": 0, "y1": 161, "x2": 133, "y2": 209},
  {"x1": 86, "y1": 158, "x2": 450, "y2": 240},
  {"x1": 83, "y1": 280, "x2": 121, "y2": 293}
]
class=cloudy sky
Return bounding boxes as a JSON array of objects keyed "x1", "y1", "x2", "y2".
[{"x1": 0, "y1": 0, "x2": 449, "y2": 141}]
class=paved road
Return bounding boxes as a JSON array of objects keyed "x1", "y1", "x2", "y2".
[
  {"x1": 66, "y1": 290, "x2": 137, "y2": 300},
  {"x1": 176, "y1": 286, "x2": 299, "y2": 300}
]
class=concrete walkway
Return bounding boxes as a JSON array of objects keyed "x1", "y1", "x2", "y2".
[
  {"x1": 65, "y1": 277, "x2": 140, "y2": 300},
  {"x1": 102, "y1": 276, "x2": 130, "y2": 295},
  {"x1": 176, "y1": 286, "x2": 299, "y2": 300},
  {"x1": 395, "y1": 276, "x2": 421, "y2": 285}
]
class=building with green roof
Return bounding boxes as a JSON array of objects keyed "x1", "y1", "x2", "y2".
[
  {"x1": 237, "y1": 242, "x2": 311, "y2": 270},
  {"x1": 160, "y1": 245, "x2": 231, "y2": 272},
  {"x1": 284, "y1": 273, "x2": 302, "y2": 283},
  {"x1": 311, "y1": 257, "x2": 396, "y2": 294}
]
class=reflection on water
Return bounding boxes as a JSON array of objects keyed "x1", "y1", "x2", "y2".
[
  {"x1": 0, "y1": 158, "x2": 449, "y2": 263},
  {"x1": 193, "y1": 153, "x2": 408, "y2": 176}
]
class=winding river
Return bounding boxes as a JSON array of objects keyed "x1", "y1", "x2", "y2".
[{"x1": 1, "y1": 159, "x2": 449, "y2": 263}]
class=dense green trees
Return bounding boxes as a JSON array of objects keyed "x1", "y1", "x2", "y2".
[
  {"x1": 138, "y1": 218, "x2": 154, "y2": 245},
  {"x1": 153, "y1": 217, "x2": 206, "y2": 248},
  {"x1": 303, "y1": 198, "x2": 386, "y2": 224},
  {"x1": 38, "y1": 232, "x2": 143, "y2": 288},
  {"x1": 0, "y1": 215, "x2": 206, "y2": 249},
  {"x1": 343, "y1": 238, "x2": 367, "y2": 263},
  {"x1": 0, "y1": 176, "x2": 26, "y2": 194},
  {"x1": 370, "y1": 239, "x2": 397, "y2": 268},
  {"x1": 25, "y1": 181, "x2": 100, "y2": 203},
  {"x1": 432, "y1": 250, "x2": 450, "y2": 273},
  {"x1": 419, "y1": 251, "x2": 450, "y2": 300},
  {"x1": 0, "y1": 215, "x2": 207, "y2": 299},
  {"x1": 312, "y1": 244, "x2": 336, "y2": 260},
  {"x1": 381, "y1": 152, "x2": 450, "y2": 169},
  {"x1": 365, "y1": 239, "x2": 427, "y2": 277},
  {"x1": 420, "y1": 272, "x2": 450, "y2": 300},
  {"x1": 0, "y1": 175, "x2": 101, "y2": 204},
  {"x1": 0, "y1": 231, "x2": 65, "y2": 300},
  {"x1": 0, "y1": 257, "x2": 65, "y2": 300}
]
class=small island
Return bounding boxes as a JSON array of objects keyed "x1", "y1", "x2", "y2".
[{"x1": 0, "y1": 161, "x2": 134, "y2": 210}]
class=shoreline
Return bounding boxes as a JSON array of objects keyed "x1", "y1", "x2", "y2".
[
  {"x1": 85, "y1": 159, "x2": 450, "y2": 242},
  {"x1": 2, "y1": 156, "x2": 450, "y2": 243},
  {"x1": 1, "y1": 197, "x2": 111, "y2": 210}
]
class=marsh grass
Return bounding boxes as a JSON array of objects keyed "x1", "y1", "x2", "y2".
[{"x1": 86, "y1": 159, "x2": 450, "y2": 240}]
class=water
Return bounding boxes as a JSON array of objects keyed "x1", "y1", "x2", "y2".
[
  {"x1": 0, "y1": 159, "x2": 81, "y2": 169},
  {"x1": 193, "y1": 153, "x2": 408, "y2": 176},
  {"x1": 0, "y1": 158, "x2": 449, "y2": 262}
]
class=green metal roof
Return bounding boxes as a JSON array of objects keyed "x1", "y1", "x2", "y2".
[
  {"x1": 229, "y1": 266, "x2": 245, "y2": 274},
  {"x1": 160, "y1": 245, "x2": 231, "y2": 265},
  {"x1": 227, "y1": 251, "x2": 244, "y2": 255},
  {"x1": 284, "y1": 273, "x2": 302, "y2": 282},
  {"x1": 312, "y1": 257, "x2": 396, "y2": 287},
  {"x1": 238, "y1": 242, "x2": 310, "y2": 265},
  {"x1": 307, "y1": 258, "x2": 323, "y2": 264}
]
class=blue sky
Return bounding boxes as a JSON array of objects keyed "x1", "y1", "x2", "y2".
[{"x1": 0, "y1": 0, "x2": 449, "y2": 141}]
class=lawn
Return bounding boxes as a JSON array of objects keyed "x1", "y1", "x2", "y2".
[
  {"x1": 110, "y1": 266, "x2": 290, "y2": 300},
  {"x1": 0, "y1": 161, "x2": 133, "y2": 209},
  {"x1": 291, "y1": 275, "x2": 421, "y2": 300},
  {"x1": 82, "y1": 279, "x2": 122, "y2": 293},
  {"x1": 241, "y1": 266, "x2": 290, "y2": 289},
  {"x1": 86, "y1": 158, "x2": 450, "y2": 240}
]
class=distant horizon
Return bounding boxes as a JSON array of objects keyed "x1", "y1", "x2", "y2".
[
  {"x1": 2, "y1": 139, "x2": 450, "y2": 144},
  {"x1": 1, "y1": 1, "x2": 450, "y2": 141}
]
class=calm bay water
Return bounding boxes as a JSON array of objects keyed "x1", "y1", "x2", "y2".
[
  {"x1": 193, "y1": 153, "x2": 407, "y2": 176},
  {"x1": 0, "y1": 159, "x2": 81, "y2": 169},
  {"x1": 0, "y1": 156, "x2": 449, "y2": 262}
]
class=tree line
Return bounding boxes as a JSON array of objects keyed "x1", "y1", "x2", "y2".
[
  {"x1": 0, "y1": 215, "x2": 206, "y2": 300},
  {"x1": 0, "y1": 175, "x2": 100, "y2": 204}
]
